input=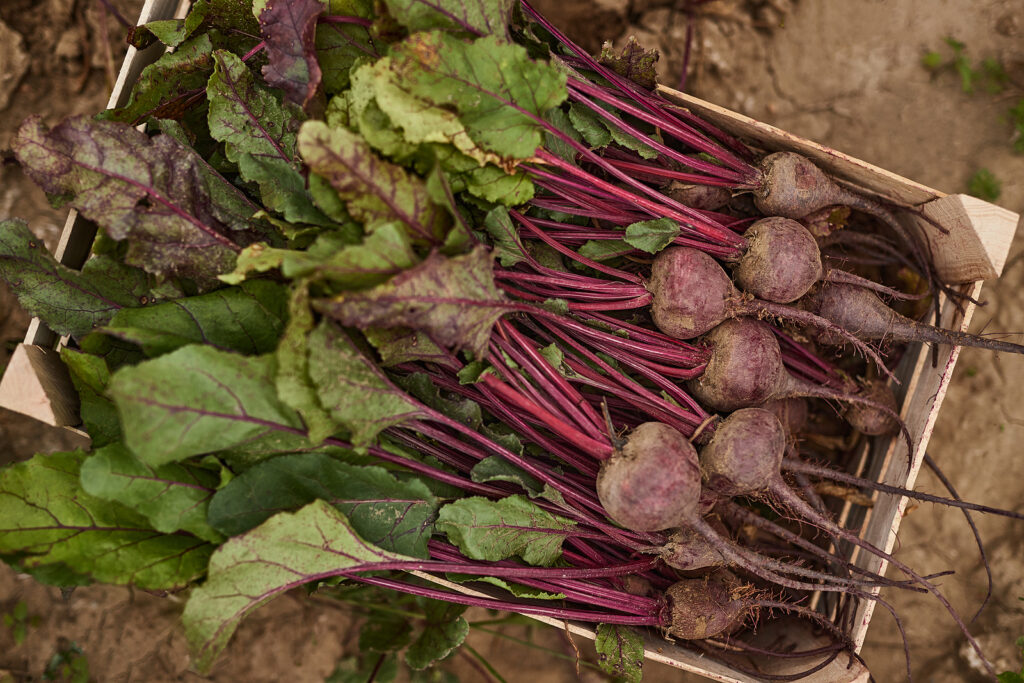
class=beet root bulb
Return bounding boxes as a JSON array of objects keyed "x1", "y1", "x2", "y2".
[
  {"x1": 700, "y1": 408, "x2": 787, "y2": 497},
  {"x1": 666, "y1": 570, "x2": 750, "y2": 640},
  {"x1": 734, "y1": 217, "x2": 822, "y2": 303},
  {"x1": 596, "y1": 422, "x2": 701, "y2": 532}
]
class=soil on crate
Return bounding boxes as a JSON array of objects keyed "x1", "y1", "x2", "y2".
[{"x1": 1, "y1": 1, "x2": 1022, "y2": 681}]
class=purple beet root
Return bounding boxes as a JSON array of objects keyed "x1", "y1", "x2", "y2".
[
  {"x1": 666, "y1": 570, "x2": 749, "y2": 640},
  {"x1": 648, "y1": 247, "x2": 733, "y2": 339},
  {"x1": 803, "y1": 283, "x2": 1024, "y2": 354},
  {"x1": 687, "y1": 319, "x2": 793, "y2": 412},
  {"x1": 664, "y1": 180, "x2": 733, "y2": 211},
  {"x1": 754, "y1": 152, "x2": 850, "y2": 218},
  {"x1": 841, "y1": 379, "x2": 899, "y2": 436},
  {"x1": 596, "y1": 422, "x2": 702, "y2": 532},
  {"x1": 733, "y1": 217, "x2": 822, "y2": 304},
  {"x1": 700, "y1": 408, "x2": 787, "y2": 497},
  {"x1": 660, "y1": 517, "x2": 729, "y2": 571},
  {"x1": 760, "y1": 397, "x2": 809, "y2": 434}
]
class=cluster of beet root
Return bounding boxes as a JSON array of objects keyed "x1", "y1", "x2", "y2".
[{"x1": 347, "y1": 6, "x2": 1024, "y2": 680}]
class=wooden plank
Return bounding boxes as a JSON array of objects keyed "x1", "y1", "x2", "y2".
[
  {"x1": 846, "y1": 280, "x2": 982, "y2": 648},
  {"x1": 0, "y1": 344, "x2": 80, "y2": 427}
]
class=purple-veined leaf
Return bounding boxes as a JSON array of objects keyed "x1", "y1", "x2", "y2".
[
  {"x1": 382, "y1": 0, "x2": 515, "y2": 37},
  {"x1": 102, "y1": 34, "x2": 214, "y2": 126},
  {"x1": 0, "y1": 451, "x2": 212, "y2": 590},
  {"x1": 13, "y1": 116, "x2": 247, "y2": 286},
  {"x1": 108, "y1": 345, "x2": 306, "y2": 466},
  {"x1": 298, "y1": 121, "x2": 448, "y2": 242},
  {"x1": 306, "y1": 320, "x2": 428, "y2": 447},
  {"x1": 0, "y1": 219, "x2": 148, "y2": 337},
  {"x1": 99, "y1": 280, "x2": 288, "y2": 357},
  {"x1": 275, "y1": 282, "x2": 338, "y2": 444},
  {"x1": 258, "y1": 0, "x2": 323, "y2": 111},
  {"x1": 206, "y1": 452, "x2": 438, "y2": 557},
  {"x1": 315, "y1": 245, "x2": 507, "y2": 358},
  {"x1": 598, "y1": 37, "x2": 659, "y2": 91},
  {"x1": 207, "y1": 50, "x2": 331, "y2": 226},
  {"x1": 435, "y1": 495, "x2": 576, "y2": 566},
  {"x1": 404, "y1": 599, "x2": 468, "y2": 670},
  {"x1": 79, "y1": 443, "x2": 224, "y2": 544},
  {"x1": 182, "y1": 500, "x2": 414, "y2": 673},
  {"x1": 390, "y1": 31, "x2": 567, "y2": 159},
  {"x1": 595, "y1": 623, "x2": 644, "y2": 683},
  {"x1": 316, "y1": 0, "x2": 375, "y2": 94}
]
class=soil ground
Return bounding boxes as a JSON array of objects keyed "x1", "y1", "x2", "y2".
[{"x1": 1, "y1": 1, "x2": 1022, "y2": 681}]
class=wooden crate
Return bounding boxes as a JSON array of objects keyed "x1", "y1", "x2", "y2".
[{"x1": 0, "y1": 1, "x2": 1020, "y2": 681}]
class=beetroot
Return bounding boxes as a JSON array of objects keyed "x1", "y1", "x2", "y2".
[
  {"x1": 660, "y1": 518, "x2": 727, "y2": 571},
  {"x1": 664, "y1": 180, "x2": 733, "y2": 211},
  {"x1": 700, "y1": 408, "x2": 786, "y2": 497},
  {"x1": 805, "y1": 283, "x2": 1024, "y2": 354},
  {"x1": 732, "y1": 217, "x2": 822, "y2": 304},
  {"x1": 760, "y1": 397, "x2": 809, "y2": 434},
  {"x1": 596, "y1": 422, "x2": 701, "y2": 532},
  {"x1": 666, "y1": 570, "x2": 749, "y2": 640},
  {"x1": 840, "y1": 379, "x2": 899, "y2": 436}
]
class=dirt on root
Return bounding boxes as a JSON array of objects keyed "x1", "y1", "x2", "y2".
[{"x1": 2, "y1": 1, "x2": 1024, "y2": 682}]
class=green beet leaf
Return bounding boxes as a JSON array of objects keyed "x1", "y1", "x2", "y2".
[
  {"x1": 624, "y1": 218, "x2": 679, "y2": 254},
  {"x1": 207, "y1": 50, "x2": 330, "y2": 226},
  {"x1": 364, "y1": 328, "x2": 454, "y2": 368},
  {"x1": 61, "y1": 349, "x2": 120, "y2": 447},
  {"x1": 435, "y1": 495, "x2": 575, "y2": 566},
  {"x1": 483, "y1": 206, "x2": 526, "y2": 266},
  {"x1": 109, "y1": 345, "x2": 305, "y2": 466},
  {"x1": 0, "y1": 451, "x2": 211, "y2": 590},
  {"x1": 360, "y1": 613, "x2": 413, "y2": 653},
  {"x1": 207, "y1": 452, "x2": 438, "y2": 557},
  {"x1": 222, "y1": 222, "x2": 417, "y2": 288},
  {"x1": 350, "y1": 58, "x2": 503, "y2": 168},
  {"x1": 316, "y1": 0, "x2": 375, "y2": 94},
  {"x1": 391, "y1": 32, "x2": 567, "y2": 159},
  {"x1": 383, "y1": 0, "x2": 515, "y2": 37},
  {"x1": 405, "y1": 599, "x2": 469, "y2": 670},
  {"x1": 315, "y1": 245, "x2": 507, "y2": 358},
  {"x1": 0, "y1": 220, "x2": 147, "y2": 338},
  {"x1": 258, "y1": 0, "x2": 323, "y2": 111},
  {"x1": 13, "y1": 116, "x2": 245, "y2": 285},
  {"x1": 102, "y1": 34, "x2": 214, "y2": 126},
  {"x1": 80, "y1": 443, "x2": 224, "y2": 544},
  {"x1": 298, "y1": 121, "x2": 448, "y2": 242},
  {"x1": 100, "y1": 280, "x2": 288, "y2": 357},
  {"x1": 444, "y1": 573, "x2": 565, "y2": 600},
  {"x1": 578, "y1": 239, "x2": 634, "y2": 261},
  {"x1": 182, "y1": 499, "x2": 415, "y2": 673},
  {"x1": 276, "y1": 282, "x2": 338, "y2": 444},
  {"x1": 598, "y1": 37, "x2": 660, "y2": 91},
  {"x1": 469, "y1": 457, "x2": 563, "y2": 505},
  {"x1": 306, "y1": 321, "x2": 428, "y2": 447},
  {"x1": 595, "y1": 624, "x2": 644, "y2": 683}
]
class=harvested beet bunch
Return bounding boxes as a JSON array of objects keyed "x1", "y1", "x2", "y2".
[{"x1": 0, "y1": 0, "x2": 1021, "y2": 681}]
